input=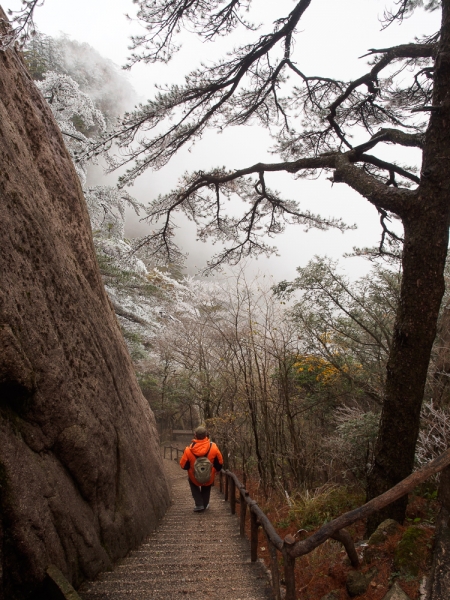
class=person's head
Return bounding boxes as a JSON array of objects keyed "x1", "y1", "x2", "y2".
[{"x1": 194, "y1": 425, "x2": 208, "y2": 440}]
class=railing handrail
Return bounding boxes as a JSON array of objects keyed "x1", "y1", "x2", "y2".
[
  {"x1": 223, "y1": 469, "x2": 284, "y2": 551},
  {"x1": 163, "y1": 443, "x2": 450, "y2": 600},
  {"x1": 162, "y1": 445, "x2": 184, "y2": 461},
  {"x1": 218, "y1": 448, "x2": 450, "y2": 600},
  {"x1": 287, "y1": 446, "x2": 450, "y2": 558}
]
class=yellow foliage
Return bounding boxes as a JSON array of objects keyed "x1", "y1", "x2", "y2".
[{"x1": 293, "y1": 354, "x2": 341, "y2": 385}]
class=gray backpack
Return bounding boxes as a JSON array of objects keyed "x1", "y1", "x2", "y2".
[{"x1": 193, "y1": 443, "x2": 212, "y2": 484}]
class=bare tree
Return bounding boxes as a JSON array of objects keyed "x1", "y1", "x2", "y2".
[
  {"x1": 6, "y1": 0, "x2": 450, "y2": 529},
  {"x1": 106, "y1": 0, "x2": 446, "y2": 529}
]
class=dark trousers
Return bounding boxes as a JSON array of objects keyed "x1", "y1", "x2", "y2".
[{"x1": 188, "y1": 478, "x2": 212, "y2": 508}]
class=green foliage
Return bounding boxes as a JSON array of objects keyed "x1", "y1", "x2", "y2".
[
  {"x1": 413, "y1": 481, "x2": 438, "y2": 501},
  {"x1": 290, "y1": 484, "x2": 364, "y2": 530},
  {"x1": 95, "y1": 250, "x2": 160, "y2": 295},
  {"x1": 275, "y1": 516, "x2": 294, "y2": 529},
  {"x1": 72, "y1": 114, "x2": 96, "y2": 137},
  {"x1": 96, "y1": 252, "x2": 142, "y2": 290},
  {"x1": 137, "y1": 372, "x2": 159, "y2": 396},
  {"x1": 121, "y1": 329, "x2": 147, "y2": 361},
  {"x1": 24, "y1": 48, "x2": 47, "y2": 80},
  {"x1": 23, "y1": 33, "x2": 62, "y2": 80}
]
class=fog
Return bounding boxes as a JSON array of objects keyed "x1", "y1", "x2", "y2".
[{"x1": 5, "y1": 0, "x2": 440, "y2": 280}]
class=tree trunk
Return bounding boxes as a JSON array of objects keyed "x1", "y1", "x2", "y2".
[
  {"x1": 430, "y1": 299, "x2": 450, "y2": 408},
  {"x1": 427, "y1": 467, "x2": 450, "y2": 600},
  {"x1": 367, "y1": 0, "x2": 450, "y2": 531}
]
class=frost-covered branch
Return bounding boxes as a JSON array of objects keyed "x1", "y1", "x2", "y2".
[
  {"x1": 127, "y1": 0, "x2": 256, "y2": 65},
  {"x1": 0, "y1": 1, "x2": 44, "y2": 49},
  {"x1": 36, "y1": 71, "x2": 106, "y2": 185}
]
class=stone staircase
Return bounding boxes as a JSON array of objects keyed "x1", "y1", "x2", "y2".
[{"x1": 79, "y1": 458, "x2": 273, "y2": 599}]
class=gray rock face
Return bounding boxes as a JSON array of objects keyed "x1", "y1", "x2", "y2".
[{"x1": 0, "y1": 12, "x2": 170, "y2": 599}]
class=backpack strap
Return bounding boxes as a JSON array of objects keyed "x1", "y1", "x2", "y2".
[
  {"x1": 204, "y1": 442, "x2": 212, "y2": 458},
  {"x1": 189, "y1": 442, "x2": 212, "y2": 460}
]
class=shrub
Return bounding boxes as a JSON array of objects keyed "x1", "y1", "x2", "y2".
[{"x1": 290, "y1": 483, "x2": 364, "y2": 530}]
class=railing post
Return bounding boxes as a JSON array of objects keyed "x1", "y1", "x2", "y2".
[
  {"x1": 265, "y1": 534, "x2": 281, "y2": 600},
  {"x1": 230, "y1": 477, "x2": 236, "y2": 515},
  {"x1": 225, "y1": 473, "x2": 229, "y2": 502},
  {"x1": 239, "y1": 491, "x2": 247, "y2": 537},
  {"x1": 219, "y1": 471, "x2": 223, "y2": 493},
  {"x1": 250, "y1": 509, "x2": 259, "y2": 562},
  {"x1": 170, "y1": 446, "x2": 173, "y2": 460},
  {"x1": 283, "y1": 543, "x2": 296, "y2": 600}
]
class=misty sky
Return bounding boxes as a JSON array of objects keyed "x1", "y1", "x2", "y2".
[{"x1": 4, "y1": 0, "x2": 441, "y2": 280}]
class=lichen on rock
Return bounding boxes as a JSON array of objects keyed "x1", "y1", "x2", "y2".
[
  {"x1": 393, "y1": 526, "x2": 429, "y2": 578},
  {"x1": 368, "y1": 519, "x2": 402, "y2": 546}
]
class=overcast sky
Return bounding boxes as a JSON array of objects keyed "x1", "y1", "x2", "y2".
[{"x1": 4, "y1": 0, "x2": 441, "y2": 280}]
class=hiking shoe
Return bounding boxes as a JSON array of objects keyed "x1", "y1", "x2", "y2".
[{"x1": 193, "y1": 505, "x2": 205, "y2": 512}]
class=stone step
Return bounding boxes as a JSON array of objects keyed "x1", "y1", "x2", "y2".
[
  {"x1": 78, "y1": 459, "x2": 273, "y2": 600},
  {"x1": 83, "y1": 592, "x2": 264, "y2": 600},
  {"x1": 89, "y1": 571, "x2": 262, "y2": 591}
]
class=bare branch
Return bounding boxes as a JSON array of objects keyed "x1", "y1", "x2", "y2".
[
  {"x1": 127, "y1": 0, "x2": 257, "y2": 66},
  {"x1": 333, "y1": 153, "x2": 417, "y2": 216},
  {"x1": 352, "y1": 128, "x2": 425, "y2": 153},
  {"x1": 131, "y1": 149, "x2": 420, "y2": 266}
]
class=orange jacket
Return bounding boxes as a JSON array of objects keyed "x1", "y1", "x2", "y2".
[{"x1": 180, "y1": 438, "x2": 223, "y2": 487}]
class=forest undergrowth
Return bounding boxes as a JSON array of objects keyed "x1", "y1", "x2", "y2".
[{"x1": 212, "y1": 473, "x2": 439, "y2": 600}]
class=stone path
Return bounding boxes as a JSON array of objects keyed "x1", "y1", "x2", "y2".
[{"x1": 79, "y1": 457, "x2": 273, "y2": 600}]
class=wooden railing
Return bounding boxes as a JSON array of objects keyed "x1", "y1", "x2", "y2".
[
  {"x1": 219, "y1": 448, "x2": 450, "y2": 600},
  {"x1": 162, "y1": 445, "x2": 183, "y2": 461},
  {"x1": 162, "y1": 444, "x2": 450, "y2": 599}
]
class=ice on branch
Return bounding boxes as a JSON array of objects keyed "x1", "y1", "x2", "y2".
[{"x1": 36, "y1": 71, "x2": 106, "y2": 185}]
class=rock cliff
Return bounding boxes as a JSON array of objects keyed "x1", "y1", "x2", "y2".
[{"x1": 0, "y1": 10, "x2": 170, "y2": 599}]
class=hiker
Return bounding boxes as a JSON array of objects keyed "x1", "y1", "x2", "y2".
[{"x1": 180, "y1": 426, "x2": 223, "y2": 512}]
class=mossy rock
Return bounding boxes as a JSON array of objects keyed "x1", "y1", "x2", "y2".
[
  {"x1": 368, "y1": 519, "x2": 402, "y2": 545},
  {"x1": 393, "y1": 526, "x2": 428, "y2": 577},
  {"x1": 346, "y1": 568, "x2": 377, "y2": 597},
  {"x1": 321, "y1": 591, "x2": 340, "y2": 600}
]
